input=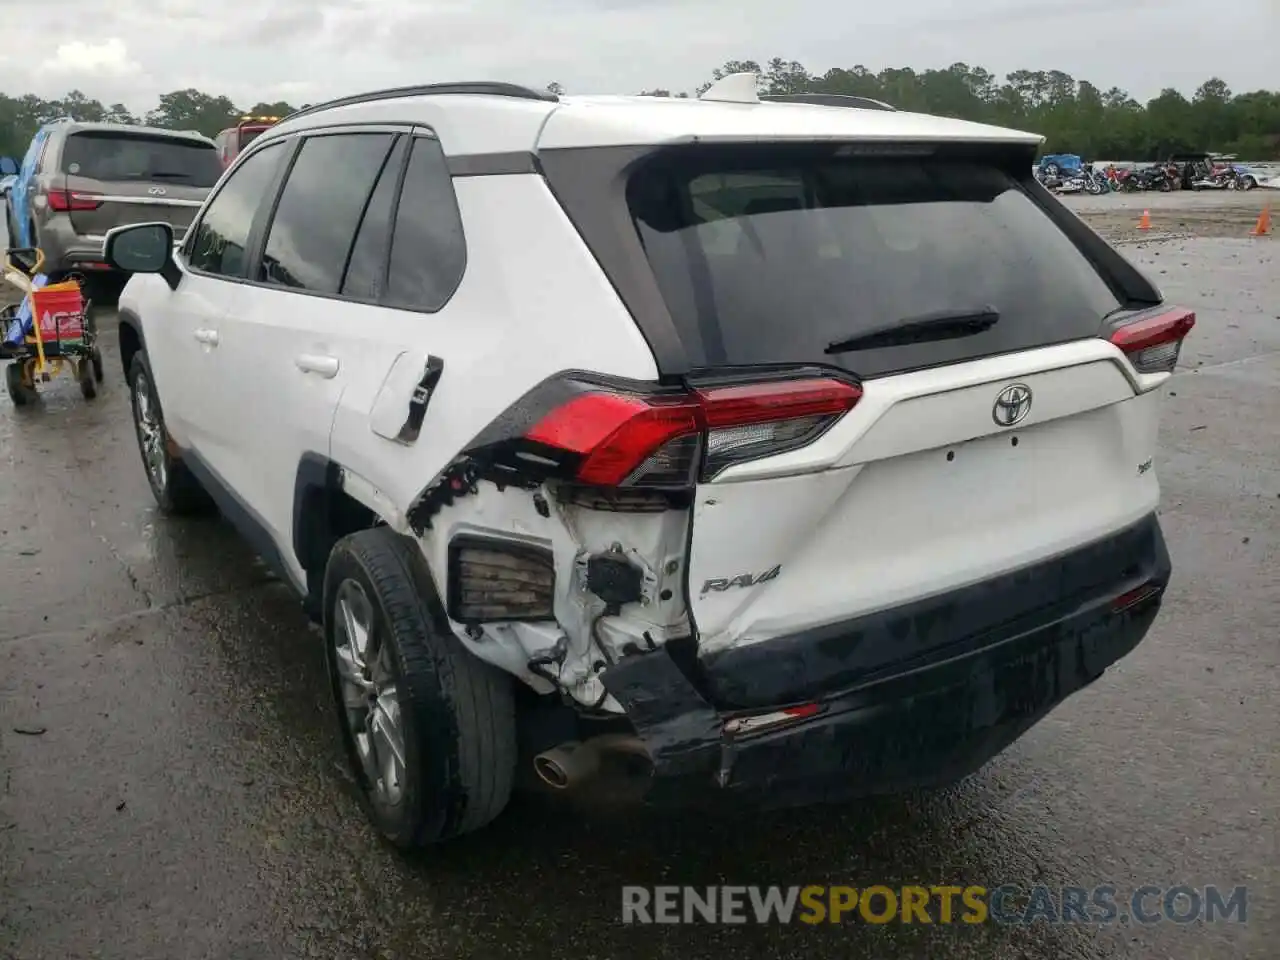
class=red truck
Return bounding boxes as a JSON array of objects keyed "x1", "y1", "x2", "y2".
[{"x1": 214, "y1": 115, "x2": 281, "y2": 169}]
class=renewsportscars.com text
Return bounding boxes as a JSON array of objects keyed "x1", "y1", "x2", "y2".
[{"x1": 621, "y1": 884, "x2": 1248, "y2": 925}]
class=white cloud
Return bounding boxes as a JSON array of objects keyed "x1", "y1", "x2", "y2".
[
  {"x1": 4, "y1": 0, "x2": 1275, "y2": 113},
  {"x1": 41, "y1": 38, "x2": 140, "y2": 78}
]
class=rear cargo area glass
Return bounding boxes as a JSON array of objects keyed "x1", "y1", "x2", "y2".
[
  {"x1": 63, "y1": 132, "x2": 221, "y2": 188},
  {"x1": 627, "y1": 148, "x2": 1123, "y2": 377}
]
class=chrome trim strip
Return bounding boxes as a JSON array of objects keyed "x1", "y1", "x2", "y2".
[{"x1": 90, "y1": 194, "x2": 205, "y2": 207}]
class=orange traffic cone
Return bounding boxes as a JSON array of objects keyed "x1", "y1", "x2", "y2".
[
  {"x1": 1252, "y1": 204, "x2": 1271, "y2": 237},
  {"x1": 1138, "y1": 209, "x2": 1151, "y2": 230}
]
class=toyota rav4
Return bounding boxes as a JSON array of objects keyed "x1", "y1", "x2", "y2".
[{"x1": 103, "y1": 76, "x2": 1190, "y2": 850}]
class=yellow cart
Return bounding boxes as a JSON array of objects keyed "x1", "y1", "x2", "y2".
[{"x1": 1, "y1": 247, "x2": 102, "y2": 406}]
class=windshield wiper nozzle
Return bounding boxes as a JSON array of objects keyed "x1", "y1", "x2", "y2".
[{"x1": 825, "y1": 307, "x2": 1000, "y2": 354}]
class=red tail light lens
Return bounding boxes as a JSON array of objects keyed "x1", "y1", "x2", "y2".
[
  {"x1": 1108, "y1": 308, "x2": 1195, "y2": 374},
  {"x1": 526, "y1": 393, "x2": 701, "y2": 487},
  {"x1": 46, "y1": 189, "x2": 103, "y2": 212},
  {"x1": 524, "y1": 378, "x2": 861, "y2": 488}
]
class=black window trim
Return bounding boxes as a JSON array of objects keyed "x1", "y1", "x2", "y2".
[{"x1": 179, "y1": 120, "x2": 470, "y2": 318}]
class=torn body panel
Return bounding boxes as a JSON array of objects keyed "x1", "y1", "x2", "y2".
[{"x1": 411, "y1": 473, "x2": 692, "y2": 712}]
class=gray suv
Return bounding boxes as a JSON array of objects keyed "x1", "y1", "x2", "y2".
[{"x1": 5, "y1": 120, "x2": 220, "y2": 299}]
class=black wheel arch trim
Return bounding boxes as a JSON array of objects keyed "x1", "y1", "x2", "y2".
[
  {"x1": 298, "y1": 451, "x2": 457, "y2": 632},
  {"x1": 293, "y1": 451, "x2": 344, "y2": 577},
  {"x1": 117, "y1": 306, "x2": 147, "y2": 380}
]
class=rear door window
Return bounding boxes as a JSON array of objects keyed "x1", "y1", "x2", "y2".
[
  {"x1": 340, "y1": 136, "x2": 408, "y2": 300},
  {"x1": 61, "y1": 132, "x2": 221, "y2": 188},
  {"x1": 628, "y1": 146, "x2": 1123, "y2": 378},
  {"x1": 257, "y1": 132, "x2": 396, "y2": 293}
]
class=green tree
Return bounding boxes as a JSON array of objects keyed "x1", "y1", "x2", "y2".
[
  {"x1": 0, "y1": 66, "x2": 1274, "y2": 163},
  {"x1": 145, "y1": 89, "x2": 240, "y2": 137},
  {"x1": 244, "y1": 101, "x2": 297, "y2": 118}
]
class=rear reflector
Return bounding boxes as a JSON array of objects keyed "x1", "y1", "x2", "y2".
[
  {"x1": 1112, "y1": 581, "x2": 1163, "y2": 613},
  {"x1": 524, "y1": 378, "x2": 861, "y2": 488},
  {"x1": 724, "y1": 702, "x2": 823, "y2": 736},
  {"x1": 1108, "y1": 308, "x2": 1195, "y2": 374},
  {"x1": 46, "y1": 189, "x2": 103, "y2": 212}
]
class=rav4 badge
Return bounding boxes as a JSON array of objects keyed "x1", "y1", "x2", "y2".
[{"x1": 701, "y1": 565, "x2": 781, "y2": 595}]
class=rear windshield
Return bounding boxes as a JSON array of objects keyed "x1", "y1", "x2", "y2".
[
  {"x1": 62, "y1": 132, "x2": 221, "y2": 188},
  {"x1": 239, "y1": 128, "x2": 268, "y2": 148},
  {"x1": 627, "y1": 146, "x2": 1123, "y2": 377}
]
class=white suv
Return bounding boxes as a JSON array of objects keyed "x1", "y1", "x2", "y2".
[{"x1": 104, "y1": 76, "x2": 1192, "y2": 849}]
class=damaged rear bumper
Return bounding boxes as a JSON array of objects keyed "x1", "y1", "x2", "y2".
[{"x1": 599, "y1": 514, "x2": 1171, "y2": 807}]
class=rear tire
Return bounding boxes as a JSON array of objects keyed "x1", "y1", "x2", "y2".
[
  {"x1": 128, "y1": 350, "x2": 212, "y2": 515},
  {"x1": 79, "y1": 359, "x2": 97, "y2": 400},
  {"x1": 323, "y1": 528, "x2": 517, "y2": 849},
  {"x1": 5, "y1": 363, "x2": 34, "y2": 407}
]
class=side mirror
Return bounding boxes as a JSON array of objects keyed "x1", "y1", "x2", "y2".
[{"x1": 103, "y1": 222, "x2": 180, "y2": 289}]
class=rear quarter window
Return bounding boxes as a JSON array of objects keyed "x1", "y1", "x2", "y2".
[{"x1": 384, "y1": 135, "x2": 467, "y2": 312}]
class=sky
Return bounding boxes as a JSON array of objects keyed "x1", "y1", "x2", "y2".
[{"x1": 4, "y1": 0, "x2": 1277, "y2": 112}]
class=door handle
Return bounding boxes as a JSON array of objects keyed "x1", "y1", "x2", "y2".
[
  {"x1": 193, "y1": 328, "x2": 219, "y2": 346},
  {"x1": 295, "y1": 354, "x2": 339, "y2": 378}
]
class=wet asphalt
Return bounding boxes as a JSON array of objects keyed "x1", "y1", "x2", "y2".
[{"x1": 1, "y1": 212, "x2": 1278, "y2": 959}]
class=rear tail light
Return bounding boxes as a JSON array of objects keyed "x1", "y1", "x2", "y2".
[
  {"x1": 46, "y1": 189, "x2": 103, "y2": 212},
  {"x1": 447, "y1": 538, "x2": 555, "y2": 623},
  {"x1": 524, "y1": 377, "x2": 861, "y2": 487},
  {"x1": 1108, "y1": 308, "x2": 1195, "y2": 374}
]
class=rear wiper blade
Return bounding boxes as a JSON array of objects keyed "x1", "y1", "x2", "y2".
[
  {"x1": 825, "y1": 307, "x2": 1000, "y2": 354},
  {"x1": 147, "y1": 171, "x2": 193, "y2": 179}
]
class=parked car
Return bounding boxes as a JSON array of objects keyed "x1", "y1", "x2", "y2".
[
  {"x1": 5, "y1": 119, "x2": 221, "y2": 302},
  {"x1": 103, "y1": 78, "x2": 1189, "y2": 850}
]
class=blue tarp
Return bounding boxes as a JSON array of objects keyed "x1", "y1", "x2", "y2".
[{"x1": 2, "y1": 273, "x2": 49, "y2": 348}]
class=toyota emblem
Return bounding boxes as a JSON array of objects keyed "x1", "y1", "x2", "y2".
[{"x1": 992, "y1": 383, "x2": 1033, "y2": 427}]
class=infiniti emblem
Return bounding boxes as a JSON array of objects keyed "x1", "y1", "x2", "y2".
[
  {"x1": 147, "y1": 186, "x2": 167, "y2": 196},
  {"x1": 992, "y1": 383, "x2": 1033, "y2": 427}
]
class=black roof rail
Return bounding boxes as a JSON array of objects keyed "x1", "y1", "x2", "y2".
[
  {"x1": 282, "y1": 82, "x2": 559, "y2": 123},
  {"x1": 761, "y1": 93, "x2": 897, "y2": 112}
]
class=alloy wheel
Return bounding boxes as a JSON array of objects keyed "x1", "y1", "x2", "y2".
[
  {"x1": 333, "y1": 578, "x2": 406, "y2": 807},
  {"x1": 133, "y1": 370, "x2": 167, "y2": 491}
]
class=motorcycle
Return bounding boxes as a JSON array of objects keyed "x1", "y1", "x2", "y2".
[
  {"x1": 1125, "y1": 165, "x2": 1174, "y2": 192},
  {"x1": 1191, "y1": 167, "x2": 1238, "y2": 190},
  {"x1": 1079, "y1": 165, "x2": 1112, "y2": 195}
]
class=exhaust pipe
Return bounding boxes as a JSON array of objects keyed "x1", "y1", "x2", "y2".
[{"x1": 533, "y1": 734, "x2": 650, "y2": 791}]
